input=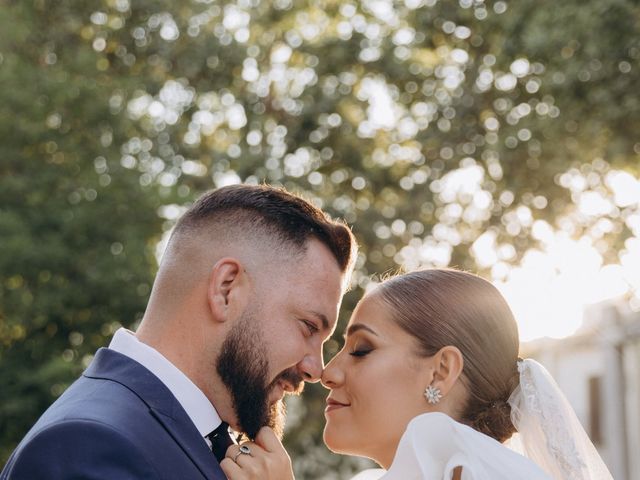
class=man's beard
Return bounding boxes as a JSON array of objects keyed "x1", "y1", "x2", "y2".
[{"x1": 216, "y1": 305, "x2": 304, "y2": 440}]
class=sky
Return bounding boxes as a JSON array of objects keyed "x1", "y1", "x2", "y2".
[
  {"x1": 475, "y1": 171, "x2": 640, "y2": 341},
  {"x1": 495, "y1": 234, "x2": 639, "y2": 341}
]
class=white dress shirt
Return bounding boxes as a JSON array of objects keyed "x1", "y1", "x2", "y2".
[{"x1": 109, "y1": 328, "x2": 221, "y2": 446}]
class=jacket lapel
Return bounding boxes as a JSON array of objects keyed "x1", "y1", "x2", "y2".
[
  {"x1": 84, "y1": 348, "x2": 226, "y2": 479},
  {"x1": 149, "y1": 406, "x2": 226, "y2": 479}
]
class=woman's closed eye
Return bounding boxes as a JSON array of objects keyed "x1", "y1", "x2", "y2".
[{"x1": 349, "y1": 343, "x2": 373, "y2": 357}]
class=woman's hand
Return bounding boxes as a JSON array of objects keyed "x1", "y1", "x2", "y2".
[{"x1": 220, "y1": 427, "x2": 294, "y2": 480}]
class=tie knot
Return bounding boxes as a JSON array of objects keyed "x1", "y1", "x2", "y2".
[
  {"x1": 207, "y1": 422, "x2": 235, "y2": 462},
  {"x1": 208, "y1": 421, "x2": 230, "y2": 439}
]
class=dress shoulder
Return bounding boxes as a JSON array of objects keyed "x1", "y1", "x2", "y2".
[
  {"x1": 350, "y1": 469, "x2": 386, "y2": 480},
  {"x1": 369, "y1": 413, "x2": 552, "y2": 480}
]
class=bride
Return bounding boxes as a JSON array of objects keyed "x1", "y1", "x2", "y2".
[{"x1": 221, "y1": 269, "x2": 613, "y2": 479}]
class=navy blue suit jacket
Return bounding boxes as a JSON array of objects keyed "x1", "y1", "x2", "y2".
[{"x1": 1, "y1": 348, "x2": 227, "y2": 479}]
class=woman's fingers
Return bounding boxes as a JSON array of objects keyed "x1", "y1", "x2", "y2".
[
  {"x1": 220, "y1": 457, "x2": 244, "y2": 479},
  {"x1": 220, "y1": 435, "x2": 294, "y2": 480},
  {"x1": 254, "y1": 428, "x2": 294, "y2": 479},
  {"x1": 226, "y1": 443, "x2": 265, "y2": 478},
  {"x1": 255, "y1": 427, "x2": 287, "y2": 454}
]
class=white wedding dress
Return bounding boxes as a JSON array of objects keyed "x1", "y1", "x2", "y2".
[{"x1": 350, "y1": 412, "x2": 551, "y2": 480}]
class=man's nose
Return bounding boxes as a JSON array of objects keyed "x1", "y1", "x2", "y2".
[{"x1": 299, "y1": 351, "x2": 324, "y2": 383}]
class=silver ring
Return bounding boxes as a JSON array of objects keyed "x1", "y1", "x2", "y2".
[{"x1": 233, "y1": 444, "x2": 252, "y2": 463}]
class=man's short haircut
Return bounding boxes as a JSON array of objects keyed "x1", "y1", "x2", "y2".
[{"x1": 173, "y1": 184, "x2": 357, "y2": 275}]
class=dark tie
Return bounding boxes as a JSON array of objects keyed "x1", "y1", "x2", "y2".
[{"x1": 207, "y1": 422, "x2": 235, "y2": 462}]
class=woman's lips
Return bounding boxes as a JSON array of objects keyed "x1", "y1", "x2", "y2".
[{"x1": 325, "y1": 398, "x2": 350, "y2": 413}]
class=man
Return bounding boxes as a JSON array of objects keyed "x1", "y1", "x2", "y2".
[{"x1": 1, "y1": 184, "x2": 357, "y2": 479}]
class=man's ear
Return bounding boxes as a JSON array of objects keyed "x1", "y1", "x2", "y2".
[
  {"x1": 207, "y1": 258, "x2": 248, "y2": 323},
  {"x1": 430, "y1": 346, "x2": 464, "y2": 396}
]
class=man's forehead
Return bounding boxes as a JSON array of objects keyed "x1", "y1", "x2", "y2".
[{"x1": 281, "y1": 261, "x2": 345, "y2": 304}]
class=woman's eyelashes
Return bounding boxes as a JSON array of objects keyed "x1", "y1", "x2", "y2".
[{"x1": 349, "y1": 342, "x2": 373, "y2": 357}]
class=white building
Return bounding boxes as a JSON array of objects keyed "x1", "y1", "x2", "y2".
[{"x1": 522, "y1": 300, "x2": 640, "y2": 480}]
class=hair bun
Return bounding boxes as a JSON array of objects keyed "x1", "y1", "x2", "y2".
[{"x1": 469, "y1": 399, "x2": 517, "y2": 443}]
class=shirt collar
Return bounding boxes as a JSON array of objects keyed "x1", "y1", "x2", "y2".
[{"x1": 109, "y1": 328, "x2": 220, "y2": 438}]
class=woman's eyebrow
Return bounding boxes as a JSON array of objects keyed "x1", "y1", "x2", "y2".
[{"x1": 343, "y1": 323, "x2": 378, "y2": 339}]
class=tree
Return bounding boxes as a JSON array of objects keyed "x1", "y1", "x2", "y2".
[{"x1": 0, "y1": 0, "x2": 163, "y2": 462}]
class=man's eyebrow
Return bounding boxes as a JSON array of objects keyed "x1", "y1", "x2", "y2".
[
  {"x1": 343, "y1": 323, "x2": 378, "y2": 339},
  {"x1": 306, "y1": 310, "x2": 330, "y2": 331}
]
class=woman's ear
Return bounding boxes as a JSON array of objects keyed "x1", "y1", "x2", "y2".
[
  {"x1": 207, "y1": 257, "x2": 248, "y2": 323},
  {"x1": 430, "y1": 346, "x2": 464, "y2": 397}
]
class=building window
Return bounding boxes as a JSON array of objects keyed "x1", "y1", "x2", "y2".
[{"x1": 588, "y1": 375, "x2": 602, "y2": 445}]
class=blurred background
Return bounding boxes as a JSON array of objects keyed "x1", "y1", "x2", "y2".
[{"x1": 1, "y1": 0, "x2": 639, "y2": 478}]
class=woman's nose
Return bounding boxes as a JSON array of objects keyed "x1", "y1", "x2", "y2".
[{"x1": 320, "y1": 352, "x2": 343, "y2": 389}]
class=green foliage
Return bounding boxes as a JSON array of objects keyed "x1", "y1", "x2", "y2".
[
  {"x1": 0, "y1": 0, "x2": 163, "y2": 463},
  {"x1": 1, "y1": 0, "x2": 638, "y2": 477}
]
